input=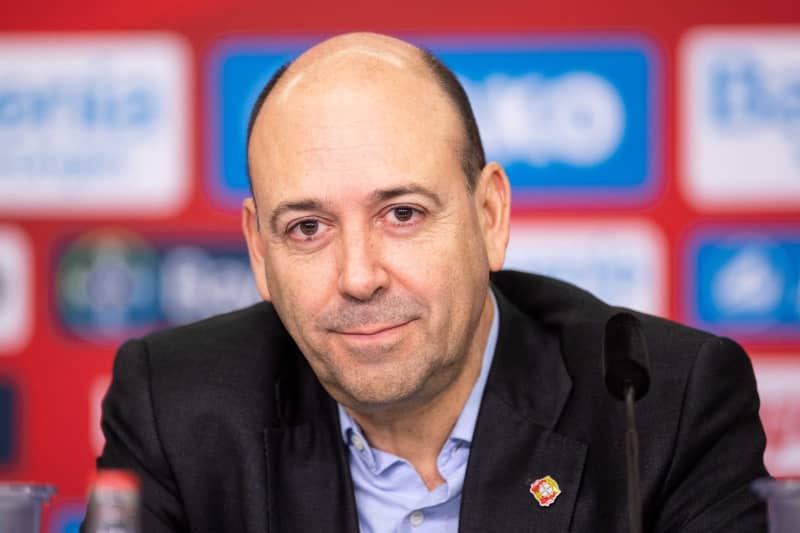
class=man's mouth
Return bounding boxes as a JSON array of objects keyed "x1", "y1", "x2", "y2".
[{"x1": 333, "y1": 319, "x2": 416, "y2": 338}]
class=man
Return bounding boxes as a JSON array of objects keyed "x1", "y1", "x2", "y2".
[{"x1": 89, "y1": 33, "x2": 769, "y2": 532}]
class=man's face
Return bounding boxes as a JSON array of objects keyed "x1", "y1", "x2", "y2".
[{"x1": 244, "y1": 50, "x2": 507, "y2": 413}]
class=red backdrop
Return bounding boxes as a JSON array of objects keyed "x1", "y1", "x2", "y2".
[{"x1": 0, "y1": 1, "x2": 798, "y2": 530}]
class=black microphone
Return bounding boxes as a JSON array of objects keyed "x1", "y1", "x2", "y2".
[
  {"x1": 603, "y1": 312, "x2": 650, "y2": 401},
  {"x1": 602, "y1": 312, "x2": 651, "y2": 533}
]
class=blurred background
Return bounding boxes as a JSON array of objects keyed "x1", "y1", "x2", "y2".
[{"x1": 0, "y1": 0, "x2": 798, "y2": 529}]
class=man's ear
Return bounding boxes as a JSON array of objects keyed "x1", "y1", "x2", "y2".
[
  {"x1": 242, "y1": 197, "x2": 272, "y2": 301},
  {"x1": 473, "y1": 162, "x2": 511, "y2": 272}
]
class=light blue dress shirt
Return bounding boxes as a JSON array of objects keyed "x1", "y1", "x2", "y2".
[{"x1": 337, "y1": 292, "x2": 499, "y2": 533}]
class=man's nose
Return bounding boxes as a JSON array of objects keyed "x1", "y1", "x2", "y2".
[{"x1": 337, "y1": 227, "x2": 389, "y2": 301}]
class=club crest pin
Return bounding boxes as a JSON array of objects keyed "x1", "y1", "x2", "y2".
[{"x1": 529, "y1": 475, "x2": 561, "y2": 507}]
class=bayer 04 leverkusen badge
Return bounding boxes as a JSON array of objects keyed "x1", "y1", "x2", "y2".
[{"x1": 529, "y1": 475, "x2": 561, "y2": 507}]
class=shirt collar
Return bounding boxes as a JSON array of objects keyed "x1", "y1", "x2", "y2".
[{"x1": 338, "y1": 289, "x2": 500, "y2": 447}]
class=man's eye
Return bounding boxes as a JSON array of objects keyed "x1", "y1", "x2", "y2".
[
  {"x1": 391, "y1": 206, "x2": 416, "y2": 223},
  {"x1": 298, "y1": 220, "x2": 318, "y2": 235},
  {"x1": 288, "y1": 219, "x2": 320, "y2": 238}
]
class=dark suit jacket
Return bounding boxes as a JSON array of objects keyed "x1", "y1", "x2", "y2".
[{"x1": 90, "y1": 271, "x2": 769, "y2": 532}]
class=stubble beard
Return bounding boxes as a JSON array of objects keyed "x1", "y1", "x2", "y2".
[{"x1": 325, "y1": 341, "x2": 458, "y2": 414}]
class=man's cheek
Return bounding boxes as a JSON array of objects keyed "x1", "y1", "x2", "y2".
[
  {"x1": 388, "y1": 232, "x2": 462, "y2": 265},
  {"x1": 274, "y1": 251, "x2": 335, "y2": 288}
]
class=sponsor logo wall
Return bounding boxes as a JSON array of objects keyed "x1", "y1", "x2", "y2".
[
  {"x1": 0, "y1": 35, "x2": 190, "y2": 216},
  {"x1": 55, "y1": 230, "x2": 261, "y2": 340},
  {"x1": 682, "y1": 29, "x2": 800, "y2": 209},
  {"x1": 435, "y1": 40, "x2": 659, "y2": 204},
  {"x1": 686, "y1": 227, "x2": 800, "y2": 339},
  {"x1": 505, "y1": 220, "x2": 666, "y2": 315},
  {"x1": 0, "y1": 16, "x2": 798, "y2": 532}
]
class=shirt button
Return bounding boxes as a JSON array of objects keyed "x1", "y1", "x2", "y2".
[
  {"x1": 409, "y1": 510, "x2": 424, "y2": 527},
  {"x1": 350, "y1": 434, "x2": 365, "y2": 451}
]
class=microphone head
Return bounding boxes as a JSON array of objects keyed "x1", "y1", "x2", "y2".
[{"x1": 602, "y1": 312, "x2": 651, "y2": 402}]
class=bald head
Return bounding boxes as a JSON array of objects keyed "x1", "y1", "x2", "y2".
[
  {"x1": 245, "y1": 33, "x2": 485, "y2": 197},
  {"x1": 279, "y1": 33, "x2": 424, "y2": 89}
]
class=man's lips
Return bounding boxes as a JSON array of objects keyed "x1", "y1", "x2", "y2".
[{"x1": 332, "y1": 319, "x2": 416, "y2": 337}]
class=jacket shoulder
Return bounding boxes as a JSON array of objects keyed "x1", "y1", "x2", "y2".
[
  {"x1": 143, "y1": 301, "x2": 286, "y2": 358},
  {"x1": 117, "y1": 302, "x2": 296, "y2": 426}
]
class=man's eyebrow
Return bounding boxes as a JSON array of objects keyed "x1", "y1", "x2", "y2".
[
  {"x1": 370, "y1": 185, "x2": 443, "y2": 207},
  {"x1": 268, "y1": 199, "x2": 323, "y2": 234}
]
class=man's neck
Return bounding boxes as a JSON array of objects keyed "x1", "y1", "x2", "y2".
[{"x1": 344, "y1": 293, "x2": 496, "y2": 490}]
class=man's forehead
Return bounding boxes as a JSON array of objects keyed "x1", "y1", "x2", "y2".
[{"x1": 247, "y1": 33, "x2": 466, "y2": 204}]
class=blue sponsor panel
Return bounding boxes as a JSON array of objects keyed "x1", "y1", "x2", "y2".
[
  {"x1": 209, "y1": 37, "x2": 659, "y2": 206},
  {"x1": 688, "y1": 229, "x2": 800, "y2": 339},
  {"x1": 55, "y1": 230, "x2": 261, "y2": 340},
  {"x1": 0, "y1": 380, "x2": 15, "y2": 465},
  {"x1": 209, "y1": 41, "x2": 306, "y2": 204},
  {"x1": 432, "y1": 40, "x2": 658, "y2": 202}
]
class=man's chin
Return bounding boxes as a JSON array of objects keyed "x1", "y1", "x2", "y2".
[
  {"x1": 328, "y1": 372, "x2": 433, "y2": 414},
  {"x1": 309, "y1": 341, "x2": 445, "y2": 412}
]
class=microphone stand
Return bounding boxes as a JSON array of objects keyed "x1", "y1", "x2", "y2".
[
  {"x1": 602, "y1": 312, "x2": 650, "y2": 533},
  {"x1": 624, "y1": 383, "x2": 642, "y2": 533}
]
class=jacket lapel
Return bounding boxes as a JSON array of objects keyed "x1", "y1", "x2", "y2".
[
  {"x1": 460, "y1": 288, "x2": 588, "y2": 533},
  {"x1": 263, "y1": 348, "x2": 358, "y2": 533}
]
